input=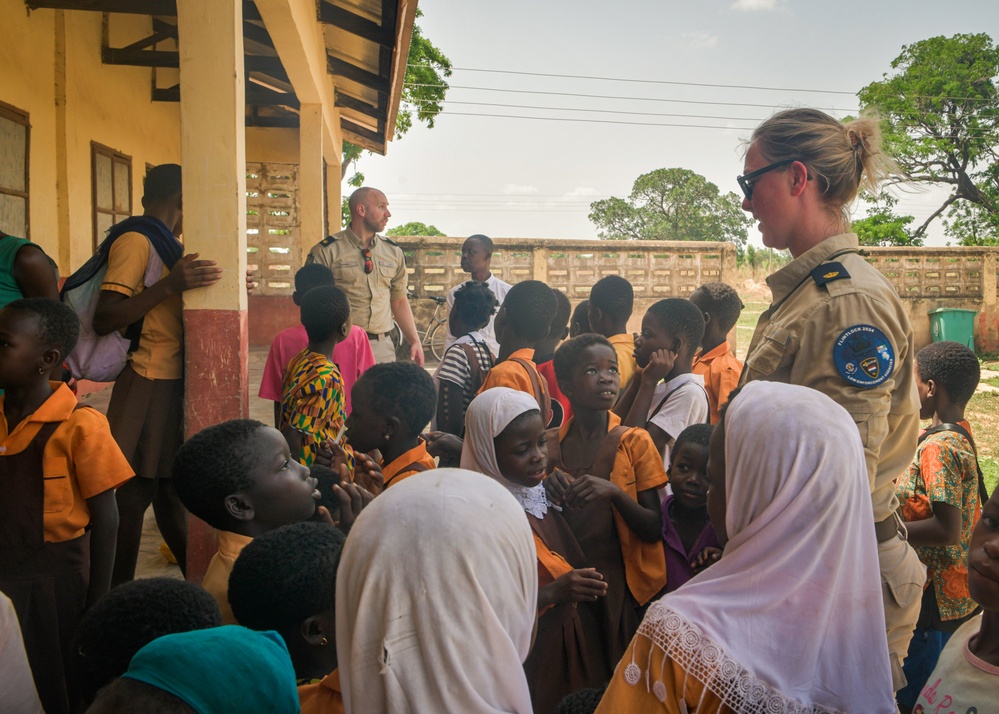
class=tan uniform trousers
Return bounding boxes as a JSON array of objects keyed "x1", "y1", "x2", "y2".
[
  {"x1": 368, "y1": 333, "x2": 396, "y2": 364},
  {"x1": 879, "y1": 533, "x2": 927, "y2": 691}
]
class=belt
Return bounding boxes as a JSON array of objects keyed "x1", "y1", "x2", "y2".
[
  {"x1": 366, "y1": 331, "x2": 391, "y2": 340},
  {"x1": 874, "y1": 511, "x2": 903, "y2": 544}
]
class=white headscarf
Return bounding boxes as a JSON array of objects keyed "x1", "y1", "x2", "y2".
[
  {"x1": 336, "y1": 469, "x2": 538, "y2": 714},
  {"x1": 624, "y1": 381, "x2": 894, "y2": 713},
  {"x1": 460, "y1": 387, "x2": 555, "y2": 518}
]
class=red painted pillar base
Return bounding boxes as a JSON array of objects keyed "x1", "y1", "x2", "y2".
[{"x1": 183, "y1": 308, "x2": 249, "y2": 584}]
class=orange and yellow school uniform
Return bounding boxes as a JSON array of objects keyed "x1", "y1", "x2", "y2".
[
  {"x1": 200, "y1": 530, "x2": 253, "y2": 625},
  {"x1": 547, "y1": 412, "x2": 668, "y2": 681},
  {"x1": 607, "y1": 333, "x2": 638, "y2": 390},
  {"x1": 478, "y1": 348, "x2": 552, "y2": 425},
  {"x1": 692, "y1": 342, "x2": 743, "y2": 425},
  {"x1": 299, "y1": 669, "x2": 344, "y2": 714},
  {"x1": 381, "y1": 438, "x2": 436, "y2": 490},
  {"x1": 0, "y1": 382, "x2": 134, "y2": 714}
]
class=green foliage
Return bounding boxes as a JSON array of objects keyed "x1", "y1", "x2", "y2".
[
  {"x1": 737, "y1": 245, "x2": 792, "y2": 270},
  {"x1": 386, "y1": 221, "x2": 446, "y2": 237},
  {"x1": 858, "y1": 33, "x2": 999, "y2": 244},
  {"x1": 589, "y1": 168, "x2": 751, "y2": 248},
  {"x1": 853, "y1": 209, "x2": 920, "y2": 246}
]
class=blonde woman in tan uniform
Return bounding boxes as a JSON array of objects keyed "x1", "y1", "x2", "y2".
[{"x1": 737, "y1": 108, "x2": 925, "y2": 692}]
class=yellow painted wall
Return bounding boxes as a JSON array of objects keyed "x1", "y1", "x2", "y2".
[{"x1": 0, "y1": 2, "x2": 310, "y2": 276}]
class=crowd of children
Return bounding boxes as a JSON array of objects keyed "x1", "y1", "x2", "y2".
[{"x1": 3, "y1": 221, "x2": 997, "y2": 713}]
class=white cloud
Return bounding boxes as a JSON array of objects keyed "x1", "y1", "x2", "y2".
[
  {"x1": 502, "y1": 184, "x2": 540, "y2": 195},
  {"x1": 731, "y1": 0, "x2": 778, "y2": 11},
  {"x1": 564, "y1": 186, "x2": 599, "y2": 197},
  {"x1": 681, "y1": 31, "x2": 719, "y2": 49}
]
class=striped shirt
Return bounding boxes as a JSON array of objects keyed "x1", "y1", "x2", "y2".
[{"x1": 435, "y1": 332, "x2": 494, "y2": 414}]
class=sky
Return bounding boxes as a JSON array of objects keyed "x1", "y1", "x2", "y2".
[{"x1": 350, "y1": 0, "x2": 998, "y2": 247}]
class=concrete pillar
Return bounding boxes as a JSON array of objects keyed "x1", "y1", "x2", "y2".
[
  {"x1": 299, "y1": 103, "x2": 324, "y2": 252},
  {"x1": 177, "y1": 0, "x2": 248, "y2": 583},
  {"x1": 326, "y1": 157, "x2": 342, "y2": 236}
]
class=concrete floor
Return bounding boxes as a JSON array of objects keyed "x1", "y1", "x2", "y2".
[{"x1": 79, "y1": 346, "x2": 276, "y2": 581}]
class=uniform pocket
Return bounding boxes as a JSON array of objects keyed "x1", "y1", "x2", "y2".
[
  {"x1": 745, "y1": 324, "x2": 792, "y2": 378},
  {"x1": 42, "y1": 457, "x2": 72, "y2": 514},
  {"x1": 882, "y1": 540, "x2": 926, "y2": 609}
]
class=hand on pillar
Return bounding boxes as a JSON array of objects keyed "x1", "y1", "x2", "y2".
[
  {"x1": 168, "y1": 253, "x2": 223, "y2": 293},
  {"x1": 245, "y1": 268, "x2": 258, "y2": 295}
]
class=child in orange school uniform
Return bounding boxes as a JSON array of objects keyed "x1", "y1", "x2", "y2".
[
  {"x1": 229, "y1": 522, "x2": 348, "y2": 714},
  {"x1": 477, "y1": 280, "x2": 557, "y2": 425},
  {"x1": 689, "y1": 282, "x2": 744, "y2": 424},
  {"x1": 346, "y1": 362, "x2": 437, "y2": 491},
  {"x1": 545, "y1": 334, "x2": 668, "y2": 682},
  {"x1": 534, "y1": 289, "x2": 573, "y2": 428},
  {"x1": 0, "y1": 299, "x2": 133, "y2": 714},
  {"x1": 588, "y1": 275, "x2": 638, "y2": 393}
]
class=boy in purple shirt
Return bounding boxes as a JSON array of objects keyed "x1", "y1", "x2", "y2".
[
  {"x1": 661, "y1": 423, "x2": 721, "y2": 592},
  {"x1": 259, "y1": 264, "x2": 374, "y2": 422}
]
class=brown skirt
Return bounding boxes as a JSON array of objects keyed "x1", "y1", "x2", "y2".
[
  {"x1": 525, "y1": 512, "x2": 603, "y2": 713},
  {"x1": 105, "y1": 364, "x2": 184, "y2": 479}
]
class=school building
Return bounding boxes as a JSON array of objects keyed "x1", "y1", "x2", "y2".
[{"x1": 1, "y1": 0, "x2": 417, "y2": 576}]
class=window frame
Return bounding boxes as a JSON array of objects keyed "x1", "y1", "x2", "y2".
[
  {"x1": 0, "y1": 100, "x2": 31, "y2": 239},
  {"x1": 91, "y1": 141, "x2": 133, "y2": 251}
]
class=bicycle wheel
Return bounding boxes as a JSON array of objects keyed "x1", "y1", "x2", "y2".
[
  {"x1": 389, "y1": 320, "x2": 405, "y2": 360},
  {"x1": 428, "y1": 320, "x2": 448, "y2": 362}
]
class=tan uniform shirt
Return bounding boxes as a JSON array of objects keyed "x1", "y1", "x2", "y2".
[
  {"x1": 740, "y1": 233, "x2": 919, "y2": 521},
  {"x1": 306, "y1": 226, "x2": 408, "y2": 334}
]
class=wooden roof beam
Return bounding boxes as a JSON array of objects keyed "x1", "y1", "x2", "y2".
[{"x1": 318, "y1": 1, "x2": 393, "y2": 47}]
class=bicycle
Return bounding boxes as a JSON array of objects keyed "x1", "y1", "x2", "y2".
[{"x1": 390, "y1": 292, "x2": 449, "y2": 362}]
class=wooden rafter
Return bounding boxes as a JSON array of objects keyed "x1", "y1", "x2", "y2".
[
  {"x1": 335, "y1": 90, "x2": 387, "y2": 122},
  {"x1": 318, "y1": 2, "x2": 393, "y2": 47}
]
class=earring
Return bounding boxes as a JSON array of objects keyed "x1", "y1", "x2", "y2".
[
  {"x1": 38, "y1": 366, "x2": 45, "y2": 375},
  {"x1": 320, "y1": 637, "x2": 328, "y2": 646}
]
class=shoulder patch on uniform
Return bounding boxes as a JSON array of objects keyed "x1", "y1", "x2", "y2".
[
  {"x1": 833, "y1": 324, "x2": 895, "y2": 388},
  {"x1": 320, "y1": 234, "x2": 337, "y2": 246},
  {"x1": 810, "y1": 262, "x2": 851, "y2": 287}
]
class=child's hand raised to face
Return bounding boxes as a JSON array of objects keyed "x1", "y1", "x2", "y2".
[
  {"x1": 640, "y1": 348, "x2": 678, "y2": 386},
  {"x1": 353, "y1": 452, "x2": 385, "y2": 495},
  {"x1": 691, "y1": 546, "x2": 723, "y2": 574}
]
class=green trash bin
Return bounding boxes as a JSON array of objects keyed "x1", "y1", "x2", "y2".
[{"x1": 928, "y1": 308, "x2": 976, "y2": 349}]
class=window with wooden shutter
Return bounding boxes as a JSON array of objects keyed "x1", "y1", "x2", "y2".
[
  {"x1": 91, "y1": 142, "x2": 132, "y2": 250},
  {"x1": 0, "y1": 101, "x2": 30, "y2": 239}
]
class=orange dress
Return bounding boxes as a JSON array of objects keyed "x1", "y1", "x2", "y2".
[
  {"x1": 478, "y1": 348, "x2": 552, "y2": 425},
  {"x1": 382, "y1": 438, "x2": 436, "y2": 490}
]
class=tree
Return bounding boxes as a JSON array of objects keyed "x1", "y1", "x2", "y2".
[
  {"x1": 852, "y1": 195, "x2": 921, "y2": 247},
  {"x1": 858, "y1": 33, "x2": 999, "y2": 245},
  {"x1": 589, "y1": 168, "x2": 751, "y2": 248},
  {"x1": 386, "y1": 221, "x2": 445, "y2": 237},
  {"x1": 340, "y1": 9, "x2": 452, "y2": 227}
]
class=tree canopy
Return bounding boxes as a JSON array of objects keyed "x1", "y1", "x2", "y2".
[
  {"x1": 858, "y1": 33, "x2": 999, "y2": 245},
  {"x1": 386, "y1": 221, "x2": 445, "y2": 237},
  {"x1": 589, "y1": 168, "x2": 751, "y2": 248}
]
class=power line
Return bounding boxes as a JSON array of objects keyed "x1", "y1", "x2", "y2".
[
  {"x1": 408, "y1": 64, "x2": 857, "y2": 95},
  {"x1": 416, "y1": 111, "x2": 760, "y2": 130},
  {"x1": 403, "y1": 83, "x2": 858, "y2": 112},
  {"x1": 407, "y1": 64, "x2": 997, "y2": 102},
  {"x1": 403, "y1": 99, "x2": 773, "y2": 122}
]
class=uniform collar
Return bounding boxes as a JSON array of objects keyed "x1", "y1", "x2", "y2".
[
  {"x1": 766, "y1": 233, "x2": 858, "y2": 307},
  {"x1": 341, "y1": 225, "x2": 381, "y2": 249}
]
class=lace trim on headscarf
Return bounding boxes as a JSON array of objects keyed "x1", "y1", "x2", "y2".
[
  {"x1": 504, "y1": 483, "x2": 560, "y2": 519},
  {"x1": 623, "y1": 601, "x2": 839, "y2": 714}
]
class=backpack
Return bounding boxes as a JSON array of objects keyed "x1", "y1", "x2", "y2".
[
  {"x1": 61, "y1": 217, "x2": 184, "y2": 382},
  {"x1": 918, "y1": 422, "x2": 991, "y2": 505}
]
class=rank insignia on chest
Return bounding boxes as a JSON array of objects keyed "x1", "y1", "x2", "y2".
[
  {"x1": 810, "y1": 262, "x2": 851, "y2": 287},
  {"x1": 832, "y1": 324, "x2": 895, "y2": 388}
]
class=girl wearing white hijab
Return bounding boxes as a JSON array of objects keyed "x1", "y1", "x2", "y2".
[
  {"x1": 595, "y1": 381, "x2": 895, "y2": 713},
  {"x1": 335, "y1": 468, "x2": 537, "y2": 714},
  {"x1": 462, "y1": 387, "x2": 607, "y2": 713}
]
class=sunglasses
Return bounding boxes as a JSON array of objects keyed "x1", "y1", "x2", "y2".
[
  {"x1": 362, "y1": 248, "x2": 373, "y2": 274},
  {"x1": 736, "y1": 159, "x2": 800, "y2": 201}
]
